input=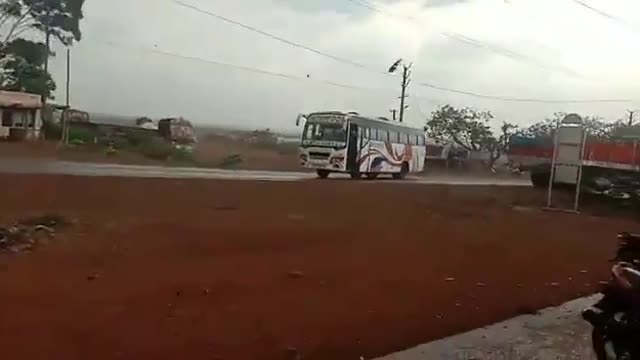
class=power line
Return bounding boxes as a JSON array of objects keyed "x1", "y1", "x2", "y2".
[
  {"x1": 166, "y1": 1, "x2": 629, "y2": 104},
  {"x1": 345, "y1": 0, "x2": 585, "y2": 79},
  {"x1": 102, "y1": 40, "x2": 631, "y2": 104},
  {"x1": 100, "y1": 40, "x2": 401, "y2": 94},
  {"x1": 569, "y1": 0, "x2": 639, "y2": 32},
  {"x1": 418, "y1": 80, "x2": 629, "y2": 103},
  {"x1": 172, "y1": 0, "x2": 387, "y2": 75},
  {"x1": 570, "y1": 0, "x2": 621, "y2": 22}
]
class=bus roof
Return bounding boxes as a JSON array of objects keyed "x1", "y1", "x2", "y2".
[{"x1": 306, "y1": 111, "x2": 425, "y2": 135}]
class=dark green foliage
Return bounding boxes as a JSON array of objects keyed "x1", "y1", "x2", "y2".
[
  {"x1": 138, "y1": 137, "x2": 174, "y2": 161},
  {"x1": 219, "y1": 154, "x2": 243, "y2": 169}
]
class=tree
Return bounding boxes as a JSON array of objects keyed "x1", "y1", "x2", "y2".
[
  {"x1": 426, "y1": 105, "x2": 494, "y2": 151},
  {"x1": 425, "y1": 104, "x2": 518, "y2": 168},
  {"x1": 1, "y1": 38, "x2": 54, "y2": 97},
  {"x1": 0, "y1": 0, "x2": 85, "y2": 98},
  {"x1": 1, "y1": 0, "x2": 85, "y2": 49},
  {"x1": 485, "y1": 121, "x2": 518, "y2": 168},
  {"x1": 1, "y1": 55, "x2": 56, "y2": 97},
  {"x1": 516, "y1": 112, "x2": 620, "y2": 140},
  {"x1": 4, "y1": 38, "x2": 47, "y2": 65}
]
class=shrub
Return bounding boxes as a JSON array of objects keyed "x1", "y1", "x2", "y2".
[
  {"x1": 138, "y1": 137, "x2": 173, "y2": 160},
  {"x1": 69, "y1": 138, "x2": 86, "y2": 146},
  {"x1": 171, "y1": 147, "x2": 194, "y2": 162},
  {"x1": 68, "y1": 127, "x2": 94, "y2": 144},
  {"x1": 42, "y1": 120, "x2": 62, "y2": 140},
  {"x1": 127, "y1": 130, "x2": 155, "y2": 147},
  {"x1": 218, "y1": 154, "x2": 243, "y2": 169}
]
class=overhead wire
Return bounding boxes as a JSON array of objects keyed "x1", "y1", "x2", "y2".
[
  {"x1": 172, "y1": 0, "x2": 387, "y2": 75},
  {"x1": 570, "y1": 0, "x2": 623, "y2": 22},
  {"x1": 569, "y1": 0, "x2": 639, "y2": 33},
  {"x1": 345, "y1": 0, "x2": 586, "y2": 79},
  {"x1": 168, "y1": 0, "x2": 631, "y2": 104},
  {"x1": 99, "y1": 40, "x2": 425, "y2": 97}
]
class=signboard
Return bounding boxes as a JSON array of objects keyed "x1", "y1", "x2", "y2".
[
  {"x1": 307, "y1": 114, "x2": 346, "y2": 125},
  {"x1": 63, "y1": 109, "x2": 90, "y2": 123}
]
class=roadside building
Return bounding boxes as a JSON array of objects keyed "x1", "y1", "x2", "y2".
[{"x1": 0, "y1": 90, "x2": 42, "y2": 141}]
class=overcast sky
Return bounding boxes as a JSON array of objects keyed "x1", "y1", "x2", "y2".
[{"x1": 47, "y1": 0, "x2": 640, "y2": 132}]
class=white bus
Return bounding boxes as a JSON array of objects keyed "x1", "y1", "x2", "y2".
[{"x1": 296, "y1": 111, "x2": 426, "y2": 179}]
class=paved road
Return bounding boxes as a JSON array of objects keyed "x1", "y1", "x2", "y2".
[
  {"x1": 376, "y1": 296, "x2": 598, "y2": 360},
  {"x1": 0, "y1": 158, "x2": 531, "y2": 186}
]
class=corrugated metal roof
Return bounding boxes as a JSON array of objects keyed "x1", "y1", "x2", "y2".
[{"x1": 0, "y1": 91, "x2": 41, "y2": 109}]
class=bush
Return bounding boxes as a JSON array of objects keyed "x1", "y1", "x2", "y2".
[
  {"x1": 171, "y1": 147, "x2": 194, "y2": 162},
  {"x1": 68, "y1": 127, "x2": 95, "y2": 144},
  {"x1": 42, "y1": 120, "x2": 62, "y2": 140},
  {"x1": 127, "y1": 130, "x2": 155, "y2": 147},
  {"x1": 218, "y1": 154, "x2": 243, "y2": 169},
  {"x1": 138, "y1": 137, "x2": 173, "y2": 160},
  {"x1": 69, "y1": 138, "x2": 86, "y2": 146}
]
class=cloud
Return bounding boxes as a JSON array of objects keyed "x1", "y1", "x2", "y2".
[{"x1": 46, "y1": 0, "x2": 640, "y2": 132}]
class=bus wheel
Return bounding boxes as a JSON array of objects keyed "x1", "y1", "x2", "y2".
[
  {"x1": 316, "y1": 170, "x2": 330, "y2": 179},
  {"x1": 392, "y1": 163, "x2": 409, "y2": 180},
  {"x1": 350, "y1": 172, "x2": 362, "y2": 179},
  {"x1": 365, "y1": 173, "x2": 379, "y2": 180}
]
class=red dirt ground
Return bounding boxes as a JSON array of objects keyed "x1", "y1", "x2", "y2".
[{"x1": 0, "y1": 175, "x2": 634, "y2": 360}]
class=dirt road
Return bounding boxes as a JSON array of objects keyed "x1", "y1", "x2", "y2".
[{"x1": 0, "y1": 175, "x2": 631, "y2": 360}]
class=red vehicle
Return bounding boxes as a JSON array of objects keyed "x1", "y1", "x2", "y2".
[{"x1": 508, "y1": 126, "x2": 640, "y2": 198}]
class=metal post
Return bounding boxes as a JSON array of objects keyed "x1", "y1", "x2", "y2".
[
  {"x1": 573, "y1": 129, "x2": 588, "y2": 212},
  {"x1": 546, "y1": 120, "x2": 560, "y2": 208}
]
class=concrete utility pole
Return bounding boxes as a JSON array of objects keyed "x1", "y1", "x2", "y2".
[
  {"x1": 398, "y1": 63, "x2": 412, "y2": 123},
  {"x1": 627, "y1": 110, "x2": 637, "y2": 126},
  {"x1": 388, "y1": 59, "x2": 412, "y2": 123},
  {"x1": 66, "y1": 48, "x2": 71, "y2": 107}
]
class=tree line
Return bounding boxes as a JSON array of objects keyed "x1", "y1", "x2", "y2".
[
  {"x1": 424, "y1": 104, "x2": 635, "y2": 168},
  {"x1": 0, "y1": 0, "x2": 85, "y2": 99}
]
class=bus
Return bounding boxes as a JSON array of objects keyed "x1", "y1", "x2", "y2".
[{"x1": 296, "y1": 111, "x2": 426, "y2": 179}]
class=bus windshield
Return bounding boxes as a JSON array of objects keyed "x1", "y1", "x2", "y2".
[{"x1": 302, "y1": 122, "x2": 347, "y2": 143}]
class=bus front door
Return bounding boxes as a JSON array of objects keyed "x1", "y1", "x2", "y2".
[{"x1": 347, "y1": 124, "x2": 359, "y2": 174}]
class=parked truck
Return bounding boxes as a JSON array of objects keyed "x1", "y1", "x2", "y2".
[{"x1": 508, "y1": 115, "x2": 640, "y2": 199}]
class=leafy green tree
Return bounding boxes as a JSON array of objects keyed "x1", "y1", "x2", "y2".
[
  {"x1": 1, "y1": 0, "x2": 85, "y2": 98},
  {"x1": 516, "y1": 112, "x2": 620, "y2": 140},
  {"x1": 425, "y1": 104, "x2": 518, "y2": 168},
  {"x1": 2, "y1": 55, "x2": 56, "y2": 97}
]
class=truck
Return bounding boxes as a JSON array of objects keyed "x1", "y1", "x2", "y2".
[{"x1": 508, "y1": 115, "x2": 640, "y2": 199}]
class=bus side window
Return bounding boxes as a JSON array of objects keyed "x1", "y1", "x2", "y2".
[
  {"x1": 382, "y1": 130, "x2": 389, "y2": 142},
  {"x1": 418, "y1": 136, "x2": 425, "y2": 146},
  {"x1": 403, "y1": 133, "x2": 410, "y2": 144},
  {"x1": 364, "y1": 128, "x2": 370, "y2": 140},
  {"x1": 410, "y1": 135, "x2": 417, "y2": 145},
  {"x1": 391, "y1": 131, "x2": 399, "y2": 143}
]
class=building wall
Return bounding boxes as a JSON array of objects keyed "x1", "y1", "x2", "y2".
[{"x1": 0, "y1": 108, "x2": 42, "y2": 140}]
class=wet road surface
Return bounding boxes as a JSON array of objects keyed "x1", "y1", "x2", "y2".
[{"x1": 0, "y1": 158, "x2": 531, "y2": 186}]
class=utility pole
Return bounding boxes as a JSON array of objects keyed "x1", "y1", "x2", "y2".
[
  {"x1": 627, "y1": 110, "x2": 637, "y2": 126},
  {"x1": 389, "y1": 109, "x2": 398, "y2": 121},
  {"x1": 398, "y1": 63, "x2": 412, "y2": 123},
  {"x1": 66, "y1": 48, "x2": 71, "y2": 107},
  {"x1": 61, "y1": 48, "x2": 71, "y2": 145},
  {"x1": 388, "y1": 59, "x2": 412, "y2": 123}
]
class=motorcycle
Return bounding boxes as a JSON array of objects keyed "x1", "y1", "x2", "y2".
[{"x1": 582, "y1": 232, "x2": 640, "y2": 359}]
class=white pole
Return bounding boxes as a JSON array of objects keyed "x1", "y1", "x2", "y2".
[
  {"x1": 573, "y1": 127, "x2": 588, "y2": 212},
  {"x1": 546, "y1": 120, "x2": 561, "y2": 208}
]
